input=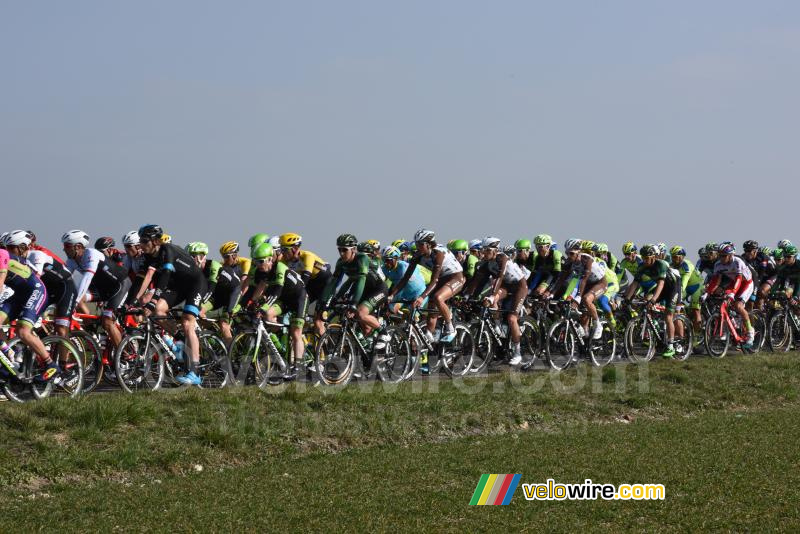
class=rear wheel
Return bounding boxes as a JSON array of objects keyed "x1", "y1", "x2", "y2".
[
  {"x1": 376, "y1": 328, "x2": 412, "y2": 383},
  {"x1": 31, "y1": 336, "x2": 84, "y2": 400},
  {"x1": 673, "y1": 314, "x2": 694, "y2": 361},
  {"x1": 2, "y1": 339, "x2": 35, "y2": 402},
  {"x1": 519, "y1": 318, "x2": 542, "y2": 370},
  {"x1": 468, "y1": 322, "x2": 493, "y2": 375},
  {"x1": 114, "y1": 331, "x2": 165, "y2": 393},
  {"x1": 747, "y1": 310, "x2": 766, "y2": 354},
  {"x1": 589, "y1": 320, "x2": 616, "y2": 367},
  {"x1": 69, "y1": 330, "x2": 102, "y2": 393},
  {"x1": 441, "y1": 323, "x2": 474, "y2": 377},
  {"x1": 197, "y1": 330, "x2": 230, "y2": 388}
]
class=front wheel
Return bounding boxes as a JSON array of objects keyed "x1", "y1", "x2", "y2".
[
  {"x1": 314, "y1": 325, "x2": 356, "y2": 387},
  {"x1": 441, "y1": 323, "x2": 475, "y2": 378},
  {"x1": 704, "y1": 312, "x2": 730, "y2": 358},
  {"x1": 376, "y1": 328, "x2": 412, "y2": 383},
  {"x1": 114, "y1": 331, "x2": 165, "y2": 393},
  {"x1": 624, "y1": 316, "x2": 656, "y2": 363},
  {"x1": 468, "y1": 321, "x2": 493, "y2": 375},
  {"x1": 545, "y1": 319, "x2": 575, "y2": 371},
  {"x1": 672, "y1": 314, "x2": 694, "y2": 361},
  {"x1": 768, "y1": 311, "x2": 792, "y2": 353},
  {"x1": 519, "y1": 318, "x2": 542, "y2": 370},
  {"x1": 197, "y1": 330, "x2": 231, "y2": 388},
  {"x1": 69, "y1": 330, "x2": 103, "y2": 393},
  {"x1": 31, "y1": 336, "x2": 84, "y2": 400},
  {"x1": 589, "y1": 320, "x2": 616, "y2": 367}
]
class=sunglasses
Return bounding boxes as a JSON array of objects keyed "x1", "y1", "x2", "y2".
[
  {"x1": 223, "y1": 253, "x2": 238, "y2": 259},
  {"x1": 254, "y1": 258, "x2": 269, "y2": 265},
  {"x1": 338, "y1": 247, "x2": 353, "y2": 253}
]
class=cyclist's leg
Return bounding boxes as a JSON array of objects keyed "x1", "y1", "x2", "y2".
[{"x1": 432, "y1": 273, "x2": 465, "y2": 335}]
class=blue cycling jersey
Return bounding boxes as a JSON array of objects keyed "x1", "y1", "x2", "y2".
[{"x1": 382, "y1": 260, "x2": 425, "y2": 302}]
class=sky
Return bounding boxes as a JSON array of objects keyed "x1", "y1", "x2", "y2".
[{"x1": 2, "y1": 0, "x2": 799, "y2": 260}]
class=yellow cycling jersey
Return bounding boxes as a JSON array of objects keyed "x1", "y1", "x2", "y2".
[
  {"x1": 283, "y1": 250, "x2": 329, "y2": 278},
  {"x1": 236, "y1": 257, "x2": 252, "y2": 278}
]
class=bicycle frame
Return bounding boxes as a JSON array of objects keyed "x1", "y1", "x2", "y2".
[{"x1": 714, "y1": 300, "x2": 747, "y2": 344}]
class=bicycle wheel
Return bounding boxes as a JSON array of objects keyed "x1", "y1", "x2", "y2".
[
  {"x1": 2, "y1": 339, "x2": 35, "y2": 402},
  {"x1": 314, "y1": 325, "x2": 356, "y2": 387},
  {"x1": 69, "y1": 330, "x2": 103, "y2": 394},
  {"x1": 704, "y1": 312, "x2": 730, "y2": 358},
  {"x1": 376, "y1": 328, "x2": 412, "y2": 383},
  {"x1": 402, "y1": 327, "x2": 423, "y2": 380},
  {"x1": 624, "y1": 316, "x2": 655, "y2": 363},
  {"x1": 747, "y1": 310, "x2": 766, "y2": 354},
  {"x1": 519, "y1": 318, "x2": 542, "y2": 370},
  {"x1": 114, "y1": 331, "x2": 165, "y2": 393},
  {"x1": 768, "y1": 311, "x2": 792, "y2": 353},
  {"x1": 545, "y1": 319, "x2": 575, "y2": 371},
  {"x1": 197, "y1": 330, "x2": 230, "y2": 388},
  {"x1": 441, "y1": 323, "x2": 474, "y2": 377},
  {"x1": 229, "y1": 328, "x2": 259, "y2": 385},
  {"x1": 672, "y1": 314, "x2": 693, "y2": 361},
  {"x1": 469, "y1": 321, "x2": 493, "y2": 374},
  {"x1": 589, "y1": 320, "x2": 616, "y2": 367},
  {"x1": 31, "y1": 336, "x2": 84, "y2": 400}
]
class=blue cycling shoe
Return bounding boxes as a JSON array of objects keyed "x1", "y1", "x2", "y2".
[{"x1": 177, "y1": 371, "x2": 202, "y2": 386}]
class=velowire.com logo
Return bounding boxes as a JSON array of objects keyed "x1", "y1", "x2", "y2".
[{"x1": 469, "y1": 474, "x2": 522, "y2": 506}]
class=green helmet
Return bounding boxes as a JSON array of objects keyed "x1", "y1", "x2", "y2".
[
  {"x1": 704, "y1": 242, "x2": 718, "y2": 254},
  {"x1": 357, "y1": 241, "x2": 374, "y2": 253},
  {"x1": 622, "y1": 242, "x2": 637, "y2": 254},
  {"x1": 252, "y1": 243, "x2": 274, "y2": 260},
  {"x1": 594, "y1": 242, "x2": 609, "y2": 254},
  {"x1": 449, "y1": 239, "x2": 468, "y2": 252},
  {"x1": 186, "y1": 242, "x2": 209, "y2": 256},
  {"x1": 773, "y1": 248, "x2": 784, "y2": 260},
  {"x1": 514, "y1": 239, "x2": 532, "y2": 251},
  {"x1": 533, "y1": 234, "x2": 553, "y2": 246},
  {"x1": 248, "y1": 233, "x2": 269, "y2": 249},
  {"x1": 391, "y1": 239, "x2": 406, "y2": 248},
  {"x1": 336, "y1": 233, "x2": 358, "y2": 247},
  {"x1": 784, "y1": 245, "x2": 798, "y2": 257}
]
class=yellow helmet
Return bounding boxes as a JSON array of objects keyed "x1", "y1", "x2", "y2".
[
  {"x1": 391, "y1": 239, "x2": 406, "y2": 248},
  {"x1": 366, "y1": 239, "x2": 380, "y2": 250},
  {"x1": 279, "y1": 233, "x2": 302, "y2": 247},
  {"x1": 580, "y1": 240, "x2": 594, "y2": 252},
  {"x1": 219, "y1": 241, "x2": 240, "y2": 255},
  {"x1": 161, "y1": 234, "x2": 172, "y2": 244}
]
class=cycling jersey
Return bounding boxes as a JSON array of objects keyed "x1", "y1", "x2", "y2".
[
  {"x1": 66, "y1": 248, "x2": 128, "y2": 303},
  {"x1": 418, "y1": 245, "x2": 463, "y2": 277},
  {"x1": 0, "y1": 250, "x2": 41, "y2": 292},
  {"x1": 285, "y1": 250, "x2": 329, "y2": 282},
  {"x1": 123, "y1": 254, "x2": 147, "y2": 277},
  {"x1": 0, "y1": 249, "x2": 48, "y2": 325},
  {"x1": 253, "y1": 261, "x2": 307, "y2": 325},
  {"x1": 462, "y1": 254, "x2": 479, "y2": 278},
  {"x1": 635, "y1": 259, "x2": 681, "y2": 311},
  {"x1": 529, "y1": 249, "x2": 563, "y2": 290},
  {"x1": 321, "y1": 252, "x2": 385, "y2": 307},
  {"x1": 382, "y1": 260, "x2": 425, "y2": 303},
  {"x1": 201, "y1": 260, "x2": 242, "y2": 313},
  {"x1": 672, "y1": 258, "x2": 703, "y2": 294},
  {"x1": 774, "y1": 260, "x2": 800, "y2": 297},
  {"x1": 568, "y1": 253, "x2": 606, "y2": 283},
  {"x1": 616, "y1": 256, "x2": 642, "y2": 283},
  {"x1": 144, "y1": 243, "x2": 205, "y2": 315},
  {"x1": 468, "y1": 253, "x2": 530, "y2": 298},
  {"x1": 26, "y1": 250, "x2": 77, "y2": 321}
]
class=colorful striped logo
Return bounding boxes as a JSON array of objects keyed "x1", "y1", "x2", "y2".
[{"x1": 469, "y1": 474, "x2": 521, "y2": 505}]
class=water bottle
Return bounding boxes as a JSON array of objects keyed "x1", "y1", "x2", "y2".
[
  {"x1": 0, "y1": 341, "x2": 15, "y2": 361},
  {"x1": 173, "y1": 341, "x2": 185, "y2": 362},
  {"x1": 269, "y1": 333, "x2": 285, "y2": 354}
]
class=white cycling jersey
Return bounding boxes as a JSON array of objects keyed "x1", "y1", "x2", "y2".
[
  {"x1": 25, "y1": 250, "x2": 54, "y2": 276},
  {"x1": 570, "y1": 253, "x2": 606, "y2": 283},
  {"x1": 502, "y1": 260, "x2": 530, "y2": 284},
  {"x1": 712, "y1": 256, "x2": 753, "y2": 282},
  {"x1": 420, "y1": 245, "x2": 463, "y2": 277}
]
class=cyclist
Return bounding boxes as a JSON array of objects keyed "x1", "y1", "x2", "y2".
[
  {"x1": 0, "y1": 247, "x2": 59, "y2": 381},
  {"x1": 277, "y1": 233, "x2": 330, "y2": 336},
  {"x1": 248, "y1": 242, "x2": 308, "y2": 378},
  {"x1": 95, "y1": 237, "x2": 126, "y2": 264},
  {"x1": 514, "y1": 239, "x2": 536, "y2": 274},
  {"x1": 449, "y1": 239, "x2": 477, "y2": 281},
  {"x1": 62, "y1": 230, "x2": 131, "y2": 352},
  {"x1": 381, "y1": 246, "x2": 427, "y2": 313},
  {"x1": 773, "y1": 245, "x2": 800, "y2": 304},
  {"x1": 553, "y1": 239, "x2": 607, "y2": 340},
  {"x1": 390, "y1": 228, "x2": 465, "y2": 343},
  {"x1": 670, "y1": 246, "x2": 703, "y2": 337},
  {"x1": 186, "y1": 242, "x2": 241, "y2": 344},
  {"x1": 26, "y1": 230, "x2": 66, "y2": 265},
  {"x1": 529, "y1": 234, "x2": 562, "y2": 297},
  {"x1": 121, "y1": 231, "x2": 150, "y2": 305},
  {"x1": 319, "y1": 234, "x2": 389, "y2": 348},
  {"x1": 138, "y1": 224, "x2": 206, "y2": 386},
  {"x1": 616, "y1": 242, "x2": 642, "y2": 289},
  {"x1": 705, "y1": 242, "x2": 755, "y2": 348},
  {"x1": 245, "y1": 233, "x2": 270, "y2": 291},
  {"x1": 463, "y1": 237, "x2": 530, "y2": 365},
  {"x1": 5, "y1": 230, "x2": 77, "y2": 341},
  {"x1": 624, "y1": 244, "x2": 682, "y2": 358},
  {"x1": 740, "y1": 240, "x2": 774, "y2": 309},
  {"x1": 593, "y1": 243, "x2": 618, "y2": 274}
]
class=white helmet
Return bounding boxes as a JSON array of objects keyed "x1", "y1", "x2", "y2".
[
  {"x1": 468, "y1": 239, "x2": 482, "y2": 250},
  {"x1": 414, "y1": 228, "x2": 436, "y2": 243},
  {"x1": 268, "y1": 235, "x2": 281, "y2": 248},
  {"x1": 5, "y1": 230, "x2": 32, "y2": 247},
  {"x1": 61, "y1": 229, "x2": 90, "y2": 246},
  {"x1": 564, "y1": 238, "x2": 581, "y2": 251},
  {"x1": 482, "y1": 236, "x2": 501, "y2": 249},
  {"x1": 0, "y1": 232, "x2": 8, "y2": 246},
  {"x1": 122, "y1": 231, "x2": 140, "y2": 246}
]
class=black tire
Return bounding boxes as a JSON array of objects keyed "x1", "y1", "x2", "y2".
[
  {"x1": 768, "y1": 311, "x2": 793, "y2": 353},
  {"x1": 402, "y1": 327, "x2": 423, "y2": 380},
  {"x1": 747, "y1": 310, "x2": 766, "y2": 354},
  {"x1": 441, "y1": 323, "x2": 474, "y2": 377},
  {"x1": 69, "y1": 330, "x2": 103, "y2": 394},
  {"x1": 624, "y1": 316, "x2": 655, "y2": 363},
  {"x1": 31, "y1": 336, "x2": 84, "y2": 400},
  {"x1": 114, "y1": 331, "x2": 165, "y2": 393},
  {"x1": 519, "y1": 318, "x2": 542, "y2": 370},
  {"x1": 314, "y1": 325, "x2": 356, "y2": 387},
  {"x1": 589, "y1": 320, "x2": 616, "y2": 367},
  {"x1": 469, "y1": 321, "x2": 493, "y2": 375},
  {"x1": 2, "y1": 339, "x2": 35, "y2": 402},
  {"x1": 376, "y1": 328, "x2": 412, "y2": 383},
  {"x1": 229, "y1": 328, "x2": 260, "y2": 385},
  {"x1": 672, "y1": 314, "x2": 694, "y2": 361},
  {"x1": 197, "y1": 330, "x2": 230, "y2": 388},
  {"x1": 704, "y1": 312, "x2": 730, "y2": 358},
  {"x1": 545, "y1": 319, "x2": 576, "y2": 371}
]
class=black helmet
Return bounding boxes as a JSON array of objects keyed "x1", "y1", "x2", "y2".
[
  {"x1": 357, "y1": 241, "x2": 374, "y2": 253},
  {"x1": 640, "y1": 244, "x2": 657, "y2": 257},
  {"x1": 138, "y1": 224, "x2": 164, "y2": 241},
  {"x1": 743, "y1": 240, "x2": 759, "y2": 251},
  {"x1": 94, "y1": 236, "x2": 115, "y2": 251},
  {"x1": 336, "y1": 233, "x2": 358, "y2": 247}
]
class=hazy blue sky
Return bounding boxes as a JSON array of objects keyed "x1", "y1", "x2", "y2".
[{"x1": 2, "y1": 1, "x2": 798, "y2": 259}]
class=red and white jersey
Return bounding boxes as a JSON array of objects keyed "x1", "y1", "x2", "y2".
[{"x1": 712, "y1": 256, "x2": 753, "y2": 283}]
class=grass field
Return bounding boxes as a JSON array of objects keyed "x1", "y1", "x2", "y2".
[{"x1": 2, "y1": 353, "x2": 800, "y2": 532}]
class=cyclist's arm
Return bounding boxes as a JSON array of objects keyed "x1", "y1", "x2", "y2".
[
  {"x1": 390, "y1": 255, "x2": 418, "y2": 296},
  {"x1": 348, "y1": 255, "x2": 370, "y2": 304},
  {"x1": 575, "y1": 256, "x2": 593, "y2": 297}
]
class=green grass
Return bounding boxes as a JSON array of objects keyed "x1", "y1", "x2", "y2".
[{"x1": 2, "y1": 353, "x2": 800, "y2": 531}]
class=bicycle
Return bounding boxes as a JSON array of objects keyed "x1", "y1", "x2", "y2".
[
  {"x1": 114, "y1": 309, "x2": 230, "y2": 393},
  {"x1": 545, "y1": 300, "x2": 617, "y2": 370},
  {"x1": 704, "y1": 296, "x2": 764, "y2": 358},
  {"x1": 623, "y1": 299, "x2": 693, "y2": 362},
  {"x1": 460, "y1": 301, "x2": 537, "y2": 373},
  {"x1": 767, "y1": 296, "x2": 800, "y2": 352},
  {"x1": 0, "y1": 327, "x2": 84, "y2": 402}
]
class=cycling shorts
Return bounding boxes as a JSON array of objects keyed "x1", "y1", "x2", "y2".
[
  {"x1": 160, "y1": 276, "x2": 205, "y2": 317},
  {"x1": 0, "y1": 281, "x2": 47, "y2": 327},
  {"x1": 263, "y1": 289, "x2": 308, "y2": 328}
]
